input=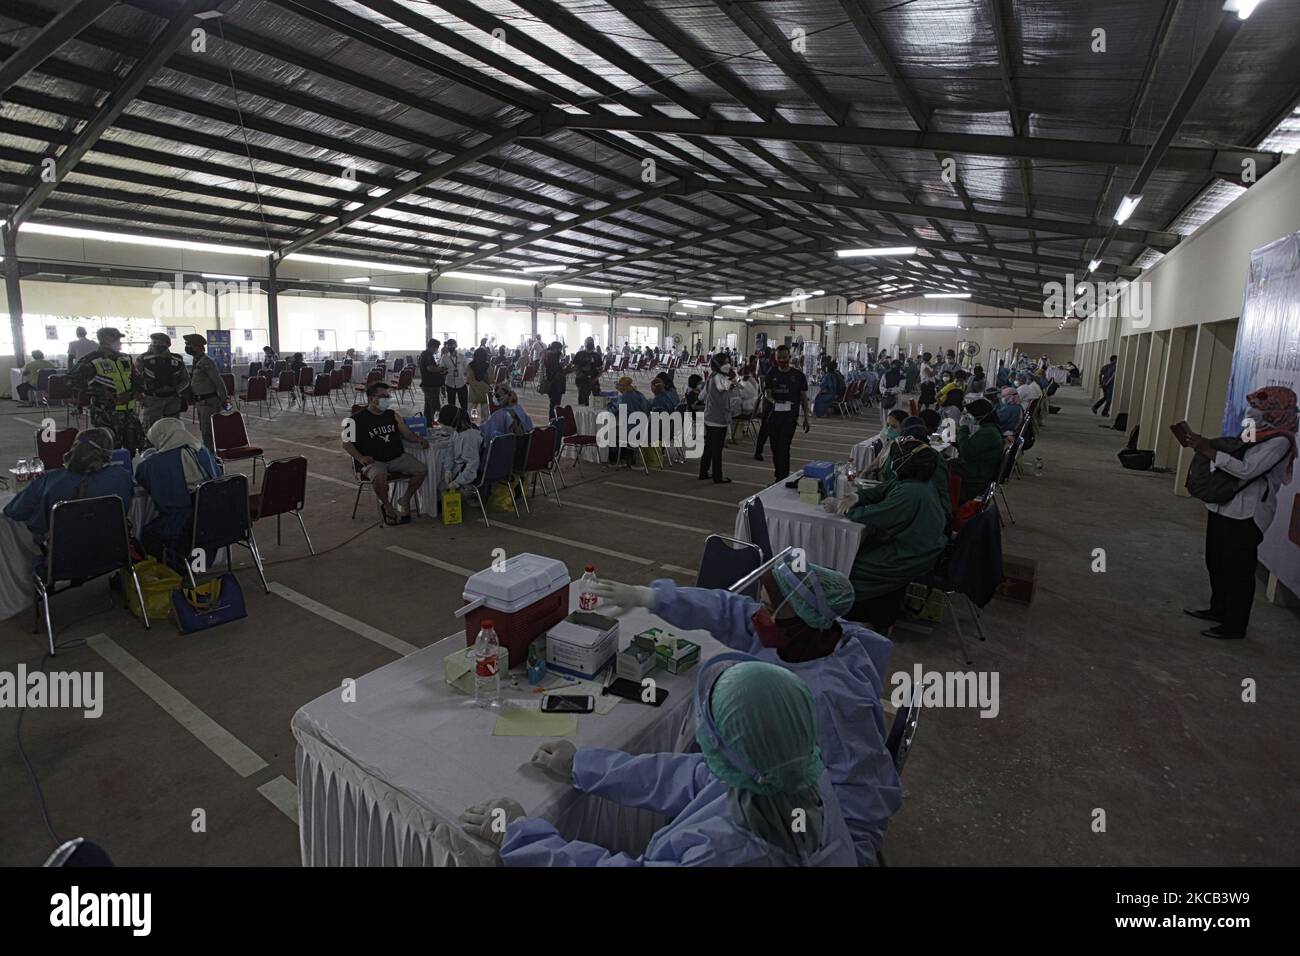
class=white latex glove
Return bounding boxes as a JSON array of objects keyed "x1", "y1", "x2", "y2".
[
  {"x1": 591, "y1": 580, "x2": 653, "y2": 616},
  {"x1": 531, "y1": 740, "x2": 577, "y2": 780},
  {"x1": 459, "y1": 797, "x2": 526, "y2": 848}
]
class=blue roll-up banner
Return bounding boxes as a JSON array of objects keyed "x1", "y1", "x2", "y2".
[
  {"x1": 1221, "y1": 231, "x2": 1300, "y2": 597},
  {"x1": 206, "y1": 329, "x2": 232, "y2": 373}
]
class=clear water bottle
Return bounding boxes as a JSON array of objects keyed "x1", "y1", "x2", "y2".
[
  {"x1": 472, "y1": 619, "x2": 501, "y2": 708},
  {"x1": 1034, "y1": 457, "x2": 1044, "y2": 477},
  {"x1": 579, "y1": 565, "x2": 598, "y2": 611}
]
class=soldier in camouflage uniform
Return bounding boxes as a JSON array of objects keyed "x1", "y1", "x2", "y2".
[{"x1": 69, "y1": 327, "x2": 147, "y2": 454}]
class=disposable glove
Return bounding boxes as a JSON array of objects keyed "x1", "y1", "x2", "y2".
[
  {"x1": 591, "y1": 580, "x2": 653, "y2": 616},
  {"x1": 459, "y1": 797, "x2": 526, "y2": 848},
  {"x1": 531, "y1": 740, "x2": 577, "y2": 780}
]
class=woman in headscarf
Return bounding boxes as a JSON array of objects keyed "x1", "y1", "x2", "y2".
[
  {"x1": 865, "y1": 409, "x2": 908, "y2": 477},
  {"x1": 951, "y1": 397, "x2": 1005, "y2": 501},
  {"x1": 995, "y1": 385, "x2": 1024, "y2": 434},
  {"x1": 480, "y1": 383, "x2": 533, "y2": 442},
  {"x1": 460, "y1": 657, "x2": 856, "y2": 866},
  {"x1": 877, "y1": 416, "x2": 952, "y2": 521},
  {"x1": 3, "y1": 427, "x2": 134, "y2": 547},
  {"x1": 466, "y1": 346, "x2": 493, "y2": 425},
  {"x1": 437, "y1": 404, "x2": 484, "y2": 493},
  {"x1": 135, "y1": 418, "x2": 222, "y2": 558},
  {"x1": 592, "y1": 558, "x2": 902, "y2": 865},
  {"x1": 1182, "y1": 385, "x2": 1298, "y2": 640},
  {"x1": 842, "y1": 435, "x2": 949, "y2": 626}
]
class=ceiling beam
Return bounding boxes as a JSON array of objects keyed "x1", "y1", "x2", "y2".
[
  {"x1": 540, "y1": 112, "x2": 1279, "y2": 177},
  {"x1": 0, "y1": 0, "x2": 117, "y2": 97},
  {"x1": 6, "y1": 0, "x2": 217, "y2": 230}
]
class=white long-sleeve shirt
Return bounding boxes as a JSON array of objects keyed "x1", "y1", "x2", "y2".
[
  {"x1": 445, "y1": 428, "x2": 484, "y2": 489},
  {"x1": 1205, "y1": 434, "x2": 1292, "y2": 532},
  {"x1": 440, "y1": 350, "x2": 466, "y2": 388}
]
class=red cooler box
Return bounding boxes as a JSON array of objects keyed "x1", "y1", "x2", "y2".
[{"x1": 460, "y1": 553, "x2": 571, "y2": 667}]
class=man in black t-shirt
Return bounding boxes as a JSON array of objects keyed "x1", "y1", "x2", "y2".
[
  {"x1": 572, "y1": 337, "x2": 603, "y2": 406},
  {"x1": 344, "y1": 382, "x2": 429, "y2": 524},
  {"x1": 757, "y1": 344, "x2": 812, "y2": 481},
  {"x1": 418, "y1": 338, "x2": 445, "y2": 423}
]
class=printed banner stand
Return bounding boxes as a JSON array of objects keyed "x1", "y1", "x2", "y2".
[{"x1": 206, "y1": 329, "x2": 232, "y2": 373}]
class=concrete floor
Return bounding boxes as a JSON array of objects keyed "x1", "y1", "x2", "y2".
[{"x1": 0, "y1": 384, "x2": 1296, "y2": 866}]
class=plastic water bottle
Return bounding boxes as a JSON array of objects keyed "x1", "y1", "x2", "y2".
[
  {"x1": 579, "y1": 565, "x2": 598, "y2": 611},
  {"x1": 1034, "y1": 457, "x2": 1044, "y2": 477},
  {"x1": 472, "y1": 620, "x2": 501, "y2": 708}
]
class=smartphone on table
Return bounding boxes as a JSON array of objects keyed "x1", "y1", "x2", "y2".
[
  {"x1": 540, "y1": 694, "x2": 594, "y2": 714},
  {"x1": 604, "y1": 678, "x2": 669, "y2": 707}
]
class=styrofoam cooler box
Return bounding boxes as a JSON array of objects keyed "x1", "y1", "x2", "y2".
[{"x1": 462, "y1": 553, "x2": 571, "y2": 667}]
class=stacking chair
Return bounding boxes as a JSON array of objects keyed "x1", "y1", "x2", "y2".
[
  {"x1": 273, "y1": 370, "x2": 297, "y2": 408},
  {"x1": 743, "y1": 495, "x2": 774, "y2": 562},
  {"x1": 45, "y1": 375, "x2": 80, "y2": 427},
  {"x1": 696, "y1": 534, "x2": 763, "y2": 598},
  {"x1": 212, "y1": 410, "x2": 266, "y2": 486},
  {"x1": 249, "y1": 456, "x2": 314, "y2": 553},
  {"x1": 466, "y1": 434, "x2": 517, "y2": 528},
  {"x1": 329, "y1": 369, "x2": 344, "y2": 395},
  {"x1": 35, "y1": 495, "x2": 150, "y2": 655},
  {"x1": 220, "y1": 373, "x2": 237, "y2": 405},
  {"x1": 305, "y1": 374, "x2": 337, "y2": 416},
  {"x1": 885, "y1": 681, "x2": 923, "y2": 774},
  {"x1": 273, "y1": 360, "x2": 287, "y2": 375},
  {"x1": 558, "y1": 405, "x2": 599, "y2": 476},
  {"x1": 350, "y1": 458, "x2": 422, "y2": 521},
  {"x1": 239, "y1": 375, "x2": 273, "y2": 419},
  {"x1": 295, "y1": 367, "x2": 314, "y2": 409},
  {"x1": 33, "y1": 367, "x2": 56, "y2": 407},
  {"x1": 185, "y1": 474, "x2": 269, "y2": 593},
  {"x1": 993, "y1": 436, "x2": 1022, "y2": 525},
  {"x1": 35, "y1": 426, "x2": 78, "y2": 470},
  {"x1": 516, "y1": 425, "x2": 561, "y2": 512},
  {"x1": 354, "y1": 369, "x2": 383, "y2": 402},
  {"x1": 340, "y1": 364, "x2": 354, "y2": 387},
  {"x1": 389, "y1": 367, "x2": 415, "y2": 405},
  {"x1": 248, "y1": 360, "x2": 263, "y2": 379},
  {"x1": 910, "y1": 503, "x2": 1001, "y2": 664},
  {"x1": 391, "y1": 357, "x2": 404, "y2": 373}
]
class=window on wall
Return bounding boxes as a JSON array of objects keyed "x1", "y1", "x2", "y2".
[
  {"x1": 371, "y1": 299, "x2": 425, "y2": 353},
  {"x1": 628, "y1": 325, "x2": 659, "y2": 347}
]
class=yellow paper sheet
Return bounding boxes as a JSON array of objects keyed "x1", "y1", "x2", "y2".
[{"x1": 492, "y1": 709, "x2": 579, "y2": 737}]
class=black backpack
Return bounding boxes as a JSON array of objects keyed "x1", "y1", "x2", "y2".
[{"x1": 1184, "y1": 437, "x2": 1271, "y2": 504}]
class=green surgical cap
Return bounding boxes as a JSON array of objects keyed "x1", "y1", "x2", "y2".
[
  {"x1": 772, "y1": 561, "x2": 855, "y2": 630},
  {"x1": 696, "y1": 661, "x2": 823, "y2": 796}
]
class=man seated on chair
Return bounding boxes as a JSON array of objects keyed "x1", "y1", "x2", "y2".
[
  {"x1": 15, "y1": 350, "x2": 55, "y2": 406},
  {"x1": 3, "y1": 428, "x2": 134, "y2": 551},
  {"x1": 344, "y1": 381, "x2": 429, "y2": 525},
  {"x1": 135, "y1": 418, "x2": 223, "y2": 560}
]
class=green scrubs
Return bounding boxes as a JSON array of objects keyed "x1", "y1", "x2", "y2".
[
  {"x1": 882, "y1": 447, "x2": 952, "y2": 519},
  {"x1": 845, "y1": 478, "x2": 948, "y2": 600},
  {"x1": 952, "y1": 423, "x2": 1003, "y2": 501}
]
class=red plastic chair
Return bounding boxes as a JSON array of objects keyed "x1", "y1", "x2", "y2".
[
  {"x1": 212, "y1": 410, "x2": 266, "y2": 485},
  {"x1": 221, "y1": 373, "x2": 236, "y2": 402},
  {"x1": 329, "y1": 369, "x2": 344, "y2": 394},
  {"x1": 274, "y1": 370, "x2": 296, "y2": 408},
  {"x1": 249, "y1": 456, "x2": 314, "y2": 552},
  {"x1": 306, "y1": 374, "x2": 337, "y2": 416},
  {"x1": 354, "y1": 369, "x2": 383, "y2": 400},
  {"x1": 35, "y1": 427, "x2": 78, "y2": 470},
  {"x1": 389, "y1": 367, "x2": 414, "y2": 404}
]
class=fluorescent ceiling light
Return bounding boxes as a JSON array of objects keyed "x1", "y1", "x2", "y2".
[
  {"x1": 678, "y1": 300, "x2": 713, "y2": 308},
  {"x1": 20, "y1": 222, "x2": 269, "y2": 257},
  {"x1": 836, "y1": 246, "x2": 917, "y2": 258},
  {"x1": 1224, "y1": 0, "x2": 1262, "y2": 19},
  {"x1": 674, "y1": 311, "x2": 687, "y2": 316},
  {"x1": 546, "y1": 282, "x2": 613, "y2": 295},
  {"x1": 867, "y1": 303, "x2": 878, "y2": 309},
  {"x1": 522, "y1": 265, "x2": 566, "y2": 273},
  {"x1": 625, "y1": 292, "x2": 671, "y2": 301},
  {"x1": 885, "y1": 315, "x2": 918, "y2": 327},
  {"x1": 918, "y1": 314, "x2": 959, "y2": 328},
  {"x1": 745, "y1": 318, "x2": 754, "y2": 323},
  {"x1": 288, "y1": 252, "x2": 428, "y2": 274},
  {"x1": 749, "y1": 289, "x2": 826, "y2": 311},
  {"x1": 1114, "y1": 194, "x2": 1142, "y2": 225},
  {"x1": 711, "y1": 295, "x2": 745, "y2": 301},
  {"x1": 627, "y1": 307, "x2": 641, "y2": 311},
  {"x1": 201, "y1": 273, "x2": 248, "y2": 281},
  {"x1": 923, "y1": 292, "x2": 970, "y2": 299},
  {"x1": 441, "y1": 271, "x2": 534, "y2": 286},
  {"x1": 1088, "y1": 259, "x2": 1101, "y2": 273},
  {"x1": 368, "y1": 286, "x2": 400, "y2": 293},
  {"x1": 826, "y1": 320, "x2": 836, "y2": 326},
  {"x1": 722, "y1": 305, "x2": 748, "y2": 312},
  {"x1": 344, "y1": 276, "x2": 371, "y2": 283}
]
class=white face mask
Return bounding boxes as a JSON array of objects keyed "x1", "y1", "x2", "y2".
[
  {"x1": 721, "y1": 363, "x2": 732, "y2": 374},
  {"x1": 376, "y1": 397, "x2": 393, "y2": 411}
]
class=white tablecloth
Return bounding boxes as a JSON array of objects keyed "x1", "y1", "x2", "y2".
[
  {"x1": 571, "y1": 404, "x2": 602, "y2": 463},
  {"x1": 852, "y1": 439, "x2": 877, "y2": 474},
  {"x1": 733, "y1": 477, "x2": 865, "y2": 577},
  {"x1": 292, "y1": 584, "x2": 725, "y2": 866},
  {"x1": 0, "y1": 493, "x2": 39, "y2": 618},
  {"x1": 386, "y1": 439, "x2": 451, "y2": 515}
]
